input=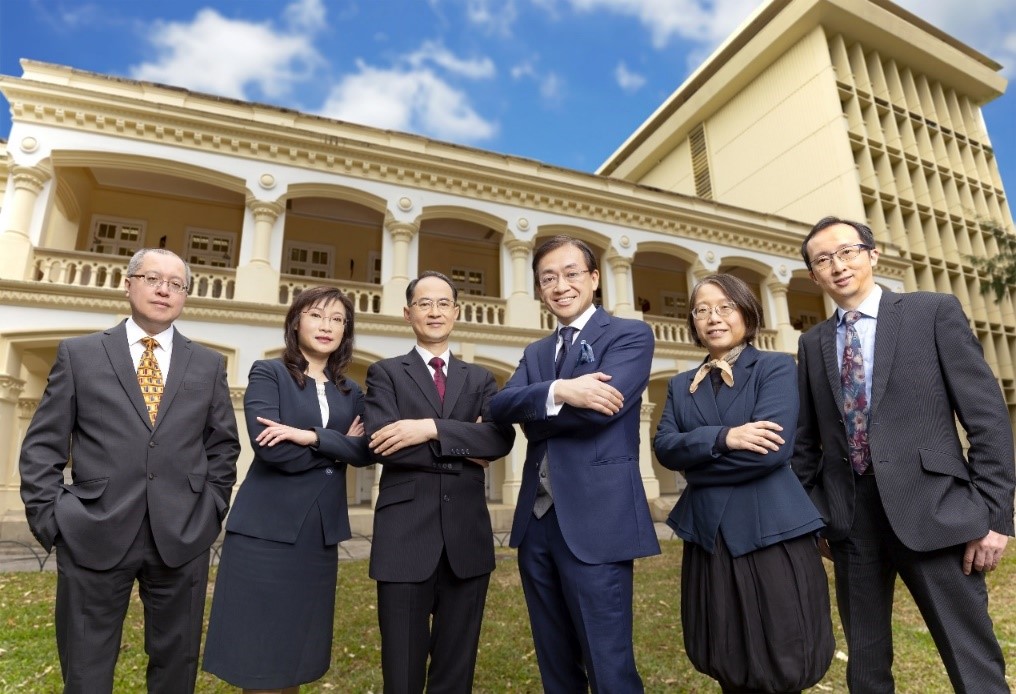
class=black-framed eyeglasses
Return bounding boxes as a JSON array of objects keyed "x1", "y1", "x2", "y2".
[
  {"x1": 410, "y1": 299, "x2": 457, "y2": 313},
  {"x1": 691, "y1": 303, "x2": 738, "y2": 321},
  {"x1": 538, "y1": 269, "x2": 590, "y2": 289},
  {"x1": 809, "y1": 244, "x2": 873, "y2": 272},
  {"x1": 128, "y1": 273, "x2": 188, "y2": 294}
]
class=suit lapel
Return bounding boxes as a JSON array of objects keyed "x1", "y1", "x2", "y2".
[
  {"x1": 819, "y1": 315, "x2": 845, "y2": 413},
  {"x1": 558, "y1": 307, "x2": 608, "y2": 380},
  {"x1": 870, "y1": 291, "x2": 902, "y2": 414},
  {"x1": 154, "y1": 330, "x2": 191, "y2": 430},
  {"x1": 403, "y1": 350, "x2": 442, "y2": 415},
  {"x1": 103, "y1": 321, "x2": 152, "y2": 428},
  {"x1": 442, "y1": 356, "x2": 468, "y2": 417},
  {"x1": 538, "y1": 332, "x2": 557, "y2": 382},
  {"x1": 690, "y1": 367, "x2": 722, "y2": 423},
  {"x1": 715, "y1": 346, "x2": 757, "y2": 416}
]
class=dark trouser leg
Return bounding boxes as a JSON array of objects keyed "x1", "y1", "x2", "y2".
[
  {"x1": 426, "y1": 553, "x2": 490, "y2": 694},
  {"x1": 377, "y1": 571, "x2": 438, "y2": 694}
]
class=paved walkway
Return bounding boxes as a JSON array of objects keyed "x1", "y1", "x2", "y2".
[{"x1": 0, "y1": 523, "x2": 679, "y2": 573}]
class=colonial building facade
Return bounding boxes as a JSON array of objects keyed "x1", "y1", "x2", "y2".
[{"x1": 0, "y1": 0, "x2": 1011, "y2": 539}]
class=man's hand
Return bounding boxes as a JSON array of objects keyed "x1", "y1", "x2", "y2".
[
  {"x1": 725, "y1": 420, "x2": 784, "y2": 454},
  {"x1": 256, "y1": 416, "x2": 316, "y2": 447},
  {"x1": 346, "y1": 415, "x2": 365, "y2": 437},
  {"x1": 370, "y1": 419, "x2": 438, "y2": 456},
  {"x1": 963, "y1": 530, "x2": 1008, "y2": 575},
  {"x1": 555, "y1": 372, "x2": 623, "y2": 415}
]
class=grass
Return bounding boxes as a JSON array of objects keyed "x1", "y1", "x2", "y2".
[{"x1": 1, "y1": 541, "x2": 1014, "y2": 692}]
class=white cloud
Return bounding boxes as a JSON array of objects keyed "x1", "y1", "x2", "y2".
[
  {"x1": 465, "y1": 0, "x2": 519, "y2": 36},
  {"x1": 319, "y1": 46, "x2": 498, "y2": 143},
  {"x1": 561, "y1": 0, "x2": 758, "y2": 48},
  {"x1": 539, "y1": 72, "x2": 565, "y2": 101},
  {"x1": 129, "y1": 0, "x2": 324, "y2": 100},
  {"x1": 407, "y1": 41, "x2": 496, "y2": 79},
  {"x1": 895, "y1": 0, "x2": 1016, "y2": 76},
  {"x1": 614, "y1": 61, "x2": 646, "y2": 92}
]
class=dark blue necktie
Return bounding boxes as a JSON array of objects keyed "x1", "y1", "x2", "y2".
[{"x1": 555, "y1": 326, "x2": 577, "y2": 377}]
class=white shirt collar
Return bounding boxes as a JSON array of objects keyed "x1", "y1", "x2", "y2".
[
  {"x1": 415, "y1": 345, "x2": 451, "y2": 370},
  {"x1": 837, "y1": 285, "x2": 882, "y2": 322},
  {"x1": 126, "y1": 317, "x2": 175, "y2": 349},
  {"x1": 558, "y1": 304, "x2": 597, "y2": 336}
]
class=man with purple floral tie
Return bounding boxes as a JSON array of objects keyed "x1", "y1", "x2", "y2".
[{"x1": 794, "y1": 216, "x2": 1014, "y2": 692}]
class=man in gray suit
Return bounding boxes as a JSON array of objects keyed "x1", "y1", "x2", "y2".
[
  {"x1": 793, "y1": 216, "x2": 1014, "y2": 692},
  {"x1": 19, "y1": 248, "x2": 240, "y2": 693},
  {"x1": 364, "y1": 270, "x2": 515, "y2": 693}
]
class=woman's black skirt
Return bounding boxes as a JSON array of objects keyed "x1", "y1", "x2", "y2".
[{"x1": 681, "y1": 532, "x2": 834, "y2": 693}]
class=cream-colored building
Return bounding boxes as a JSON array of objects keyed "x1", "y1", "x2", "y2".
[{"x1": 0, "y1": 0, "x2": 1012, "y2": 540}]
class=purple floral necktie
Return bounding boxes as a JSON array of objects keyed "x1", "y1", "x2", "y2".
[
  {"x1": 841, "y1": 311, "x2": 871, "y2": 474},
  {"x1": 429, "y1": 357, "x2": 446, "y2": 403}
]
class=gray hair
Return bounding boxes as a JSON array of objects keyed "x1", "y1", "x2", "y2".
[{"x1": 126, "y1": 248, "x2": 192, "y2": 288}]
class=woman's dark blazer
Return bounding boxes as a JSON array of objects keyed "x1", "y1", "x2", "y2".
[
  {"x1": 225, "y1": 358, "x2": 371, "y2": 545},
  {"x1": 653, "y1": 345, "x2": 823, "y2": 557}
]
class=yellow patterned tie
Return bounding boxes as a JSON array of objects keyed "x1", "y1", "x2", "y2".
[{"x1": 138, "y1": 337, "x2": 164, "y2": 425}]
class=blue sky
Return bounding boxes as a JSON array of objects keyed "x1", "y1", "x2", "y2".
[{"x1": 2, "y1": 0, "x2": 1014, "y2": 208}]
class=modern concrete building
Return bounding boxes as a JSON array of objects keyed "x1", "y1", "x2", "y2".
[{"x1": 0, "y1": 0, "x2": 1012, "y2": 541}]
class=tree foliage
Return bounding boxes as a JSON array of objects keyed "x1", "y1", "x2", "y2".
[{"x1": 969, "y1": 222, "x2": 1016, "y2": 301}]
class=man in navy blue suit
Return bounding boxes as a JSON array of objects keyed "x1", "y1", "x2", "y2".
[{"x1": 491, "y1": 236, "x2": 659, "y2": 693}]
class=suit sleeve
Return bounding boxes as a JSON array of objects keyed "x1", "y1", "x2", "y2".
[
  {"x1": 491, "y1": 321, "x2": 653, "y2": 441},
  {"x1": 244, "y1": 360, "x2": 358, "y2": 474},
  {"x1": 313, "y1": 385, "x2": 371, "y2": 467},
  {"x1": 935, "y1": 296, "x2": 1016, "y2": 535},
  {"x1": 655, "y1": 355, "x2": 799, "y2": 487},
  {"x1": 18, "y1": 340, "x2": 75, "y2": 551},
  {"x1": 203, "y1": 353, "x2": 240, "y2": 515},
  {"x1": 791, "y1": 337, "x2": 824, "y2": 493},
  {"x1": 431, "y1": 370, "x2": 516, "y2": 459}
]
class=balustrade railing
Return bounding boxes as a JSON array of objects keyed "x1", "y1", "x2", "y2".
[{"x1": 278, "y1": 276, "x2": 383, "y2": 314}]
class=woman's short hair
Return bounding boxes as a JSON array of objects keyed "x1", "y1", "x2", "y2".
[{"x1": 686, "y1": 273, "x2": 763, "y2": 348}]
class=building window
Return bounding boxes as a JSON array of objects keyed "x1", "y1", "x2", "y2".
[
  {"x1": 451, "y1": 267, "x2": 485, "y2": 295},
  {"x1": 660, "y1": 291, "x2": 688, "y2": 319},
  {"x1": 689, "y1": 123, "x2": 713, "y2": 200},
  {"x1": 186, "y1": 228, "x2": 235, "y2": 268},
  {"x1": 369, "y1": 251, "x2": 382, "y2": 284},
  {"x1": 90, "y1": 216, "x2": 145, "y2": 257},
  {"x1": 284, "y1": 242, "x2": 333, "y2": 278}
]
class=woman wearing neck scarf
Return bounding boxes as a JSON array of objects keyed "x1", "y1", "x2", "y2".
[{"x1": 653, "y1": 273, "x2": 833, "y2": 694}]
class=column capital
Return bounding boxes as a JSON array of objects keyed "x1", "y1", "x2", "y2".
[
  {"x1": 0, "y1": 375, "x2": 26, "y2": 403},
  {"x1": 505, "y1": 235, "x2": 533, "y2": 259},
  {"x1": 640, "y1": 400, "x2": 656, "y2": 421},
  {"x1": 10, "y1": 164, "x2": 52, "y2": 195},
  {"x1": 384, "y1": 217, "x2": 420, "y2": 242},
  {"x1": 245, "y1": 197, "x2": 284, "y2": 223}
]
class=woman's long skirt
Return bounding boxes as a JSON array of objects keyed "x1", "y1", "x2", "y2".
[
  {"x1": 203, "y1": 502, "x2": 338, "y2": 689},
  {"x1": 682, "y1": 532, "x2": 834, "y2": 693}
]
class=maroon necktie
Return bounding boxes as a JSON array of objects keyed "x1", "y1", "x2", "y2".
[{"x1": 429, "y1": 357, "x2": 446, "y2": 403}]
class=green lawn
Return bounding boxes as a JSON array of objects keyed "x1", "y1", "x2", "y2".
[{"x1": 1, "y1": 541, "x2": 1013, "y2": 692}]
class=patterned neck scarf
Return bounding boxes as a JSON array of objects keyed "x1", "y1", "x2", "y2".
[{"x1": 689, "y1": 343, "x2": 747, "y2": 394}]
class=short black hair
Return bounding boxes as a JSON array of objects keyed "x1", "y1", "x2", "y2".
[
  {"x1": 687, "y1": 273, "x2": 763, "y2": 348},
  {"x1": 406, "y1": 270, "x2": 458, "y2": 304},
  {"x1": 532, "y1": 235, "x2": 598, "y2": 287},
  {"x1": 801, "y1": 216, "x2": 876, "y2": 269}
]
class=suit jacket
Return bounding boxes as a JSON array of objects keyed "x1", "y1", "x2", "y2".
[
  {"x1": 364, "y1": 350, "x2": 515, "y2": 582},
  {"x1": 19, "y1": 320, "x2": 240, "y2": 570},
  {"x1": 224, "y1": 359, "x2": 371, "y2": 545},
  {"x1": 793, "y1": 291, "x2": 1015, "y2": 551},
  {"x1": 653, "y1": 346, "x2": 824, "y2": 557},
  {"x1": 489, "y1": 307, "x2": 661, "y2": 564}
]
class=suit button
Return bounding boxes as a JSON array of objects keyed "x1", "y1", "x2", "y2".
[
  {"x1": 442, "y1": 494, "x2": 451, "y2": 502},
  {"x1": 149, "y1": 441, "x2": 156, "y2": 448},
  {"x1": 325, "y1": 467, "x2": 334, "y2": 475},
  {"x1": 148, "y1": 473, "x2": 156, "y2": 480}
]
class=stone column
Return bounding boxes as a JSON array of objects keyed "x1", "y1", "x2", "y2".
[
  {"x1": 235, "y1": 199, "x2": 283, "y2": 305},
  {"x1": 0, "y1": 165, "x2": 52, "y2": 280},
  {"x1": 606, "y1": 249, "x2": 638, "y2": 318},
  {"x1": 380, "y1": 219, "x2": 419, "y2": 315},
  {"x1": 501, "y1": 424, "x2": 526, "y2": 505},
  {"x1": 1, "y1": 384, "x2": 30, "y2": 540},
  {"x1": 638, "y1": 397, "x2": 661, "y2": 499},
  {"x1": 503, "y1": 233, "x2": 541, "y2": 328},
  {"x1": 765, "y1": 277, "x2": 801, "y2": 353}
]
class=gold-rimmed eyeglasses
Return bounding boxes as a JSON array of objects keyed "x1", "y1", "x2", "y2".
[
  {"x1": 538, "y1": 270, "x2": 590, "y2": 289},
  {"x1": 691, "y1": 303, "x2": 738, "y2": 321},
  {"x1": 302, "y1": 309, "x2": 346, "y2": 326},
  {"x1": 809, "y1": 244, "x2": 873, "y2": 272},
  {"x1": 410, "y1": 299, "x2": 457, "y2": 313},
  {"x1": 128, "y1": 273, "x2": 188, "y2": 295}
]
